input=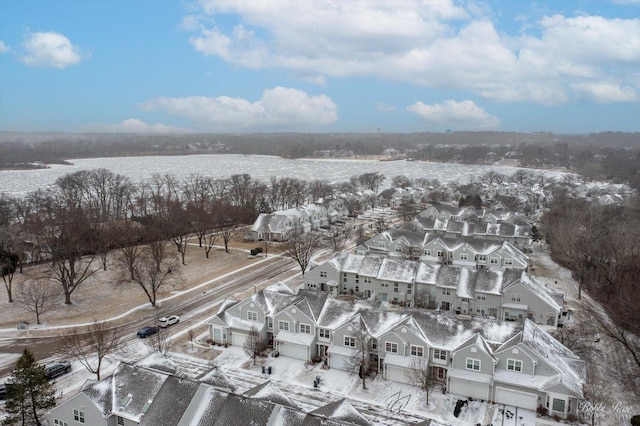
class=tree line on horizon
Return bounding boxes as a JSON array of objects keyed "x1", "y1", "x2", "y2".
[{"x1": 1, "y1": 131, "x2": 638, "y2": 189}]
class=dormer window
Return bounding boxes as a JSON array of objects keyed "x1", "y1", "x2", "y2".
[{"x1": 507, "y1": 359, "x2": 523, "y2": 372}]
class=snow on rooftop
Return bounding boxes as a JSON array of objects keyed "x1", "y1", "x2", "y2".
[
  {"x1": 456, "y1": 268, "x2": 474, "y2": 299},
  {"x1": 244, "y1": 381, "x2": 299, "y2": 409},
  {"x1": 377, "y1": 257, "x2": 418, "y2": 283},
  {"x1": 134, "y1": 351, "x2": 178, "y2": 374}
]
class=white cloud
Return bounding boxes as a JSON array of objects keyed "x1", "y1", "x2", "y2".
[
  {"x1": 0, "y1": 41, "x2": 9, "y2": 53},
  {"x1": 138, "y1": 87, "x2": 338, "y2": 132},
  {"x1": 20, "y1": 31, "x2": 87, "y2": 69},
  {"x1": 187, "y1": 1, "x2": 640, "y2": 105},
  {"x1": 407, "y1": 100, "x2": 499, "y2": 130},
  {"x1": 83, "y1": 119, "x2": 194, "y2": 134},
  {"x1": 570, "y1": 82, "x2": 637, "y2": 102}
]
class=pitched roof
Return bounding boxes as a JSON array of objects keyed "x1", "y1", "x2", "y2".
[
  {"x1": 139, "y1": 376, "x2": 200, "y2": 426},
  {"x1": 497, "y1": 319, "x2": 585, "y2": 397},
  {"x1": 243, "y1": 381, "x2": 299, "y2": 409},
  {"x1": 310, "y1": 399, "x2": 373, "y2": 426}
]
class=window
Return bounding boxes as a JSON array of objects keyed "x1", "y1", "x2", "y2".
[
  {"x1": 410, "y1": 345, "x2": 424, "y2": 357},
  {"x1": 490, "y1": 257, "x2": 499, "y2": 265},
  {"x1": 407, "y1": 284, "x2": 412, "y2": 295},
  {"x1": 379, "y1": 293, "x2": 388, "y2": 302},
  {"x1": 378, "y1": 241, "x2": 386, "y2": 248},
  {"x1": 460, "y1": 253, "x2": 468, "y2": 260},
  {"x1": 552, "y1": 398, "x2": 566, "y2": 412},
  {"x1": 355, "y1": 274, "x2": 359, "y2": 284},
  {"x1": 344, "y1": 336, "x2": 355, "y2": 347},
  {"x1": 320, "y1": 271, "x2": 327, "y2": 278},
  {"x1": 247, "y1": 311, "x2": 257, "y2": 321},
  {"x1": 73, "y1": 409, "x2": 85, "y2": 424},
  {"x1": 433, "y1": 349, "x2": 447, "y2": 360},
  {"x1": 54, "y1": 420, "x2": 68, "y2": 426},
  {"x1": 477, "y1": 255, "x2": 487, "y2": 262},
  {"x1": 319, "y1": 328, "x2": 330, "y2": 339},
  {"x1": 466, "y1": 358, "x2": 481, "y2": 371},
  {"x1": 504, "y1": 258, "x2": 513, "y2": 266},
  {"x1": 268, "y1": 317, "x2": 273, "y2": 329},
  {"x1": 394, "y1": 282, "x2": 399, "y2": 293},
  {"x1": 343, "y1": 272, "x2": 347, "y2": 282},
  {"x1": 278, "y1": 320, "x2": 289, "y2": 331},
  {"x1": 117, "y1": 417, "x2": 125, "y2": 426},
  {"x1": 364, "y1": 276, "x2": 372, "y2": 284},
  {"x1": 507, "y1": 359, "x2": 523, "y2": 372},
  {"x1": 442, "y1": 288, "x2": 451, "y2": 295},
  {"x1": 381, "y1": 282, "x2": 389, "y2": 288},
  {"x1": 371, "y1": 339, "x2": 377, "y2": 350},
  {"x1": 425, "y1": 249, "x2": 432, "y2": 256},
  {"x1": 395, "y1": 246, "x2": 403, "y2": 253},
  {"x1": 511, "y1": 293, "x2": 521, "y2": 302},
  {"x1": 476, "y1": 294, "x2": 486, "y2": 300},
  {"x1": 300, "y1": 324, "x2": 311, "y2": 334},
  {"x1": 436, "y1": 250, "x2": 443, "y2": 257},
  {"x1": 385, "y1": 342, "x2": 398, "y2": 353}
]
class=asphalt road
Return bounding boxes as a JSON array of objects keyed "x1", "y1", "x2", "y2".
[{"x1": 0, "y1": 256, "x2": 296, "y2": 378}]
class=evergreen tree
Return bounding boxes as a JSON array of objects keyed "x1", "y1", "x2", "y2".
[{"x1": 3, "y1": 348, "x2": 56, "y2": 426}]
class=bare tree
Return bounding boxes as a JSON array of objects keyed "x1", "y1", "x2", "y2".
[
  {"x1": 116, "y1": 242, "x2": 145, "y2": 281},
  {"x1": 61, "y1": 320, "x2": 123, "y2": 380},
  {"x1": 213, "y1": 202, "x2": 244, "y2": 254},
  {"x1": 16, "y1": 277, "x2": 58, "y2": 324},
  {"x1": 243, "y1": 326, "x2": 264, "y2": 366},
  {"x1": 131, "y1": 254, "x2": 181, "y2": 307},
  {"x1": 146, "y1": 326, "x2": 171, "y2": 354},
  {"x1": 580, "y1": 365, "x2": 613, "y2": 426},
  {"x1": 40, "y1": 203, "x2": 100, "y2": 305},
  {"x1": 345, "y1": 317, "x2": 371, "y2": 390},
  {"x1": 203, "y1": 231, "x2": 219, "y2": 259},
  {"x1": 585, "y1": 299, "x2": 640, "y2": 397},
  {"x1": 324, "y1": 225, "x2": 353, "y2": 252},
  {"x1": 284, "y1": 230, "x2": 324, "y2": 276},
  {"x1": 405, "y1": 356, "x2": 437, "y2": 406}
]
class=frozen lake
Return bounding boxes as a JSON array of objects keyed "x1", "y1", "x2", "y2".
[{"x1": 0, "y1": 154, "x2": 561, "y2": 197}]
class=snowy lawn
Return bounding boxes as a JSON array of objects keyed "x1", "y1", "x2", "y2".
[{"x1": 492, "y1": 404, "x2": 537, "y2": 426}]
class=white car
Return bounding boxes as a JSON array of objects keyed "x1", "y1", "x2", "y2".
[{"x1": 158, "y1": 315, "x2": 180, "y2": 328}]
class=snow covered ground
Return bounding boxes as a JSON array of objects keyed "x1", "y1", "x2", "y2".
[{"x1": 4, "y1": 241, "x2": 629, "y2": 425}]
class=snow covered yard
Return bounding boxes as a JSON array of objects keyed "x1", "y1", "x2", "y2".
[{"x1": 491, "y1": 404, "x2": 537, "y2": 426}]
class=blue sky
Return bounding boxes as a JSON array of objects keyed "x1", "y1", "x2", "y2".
[{"x1": 0, "y1": 0, "x2": 639, "y2": 134}]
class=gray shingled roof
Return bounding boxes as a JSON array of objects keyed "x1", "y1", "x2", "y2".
[{"x1": 139, "y1": 376, "x2": 200, "y2": 426}]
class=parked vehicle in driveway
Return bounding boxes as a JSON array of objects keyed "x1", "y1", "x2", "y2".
[
  {"x1": 45, "y1": 361, "x2": 71, "y2": 380},
  {"x1": 158, "y1": 315, "x2": 179, "y2": 328},
  {"x1": 137, "y1": 326, "x2": 159, "y2": 338}
]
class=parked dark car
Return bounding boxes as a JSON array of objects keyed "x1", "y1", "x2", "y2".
[
  {"x1": 0, "y1": 383, "x2": 7, "y2": 400},
  {"x1": 45, "y1": 361, "x2": 71, "y2": 380},
  {"x1": 137, "y1": 326, "x2": 159, "y2": 338}
]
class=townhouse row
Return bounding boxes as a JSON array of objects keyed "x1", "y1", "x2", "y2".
[
  {"x1": 207, "y1": 283, "x2": 583, "y2": 419},
  {"x1": 47, "y1": 357, "x2": 378, "y2": 426},
  {"x1": 304, "y1": 252, "x2": 564, "y2": 327},
  {"x1": 359, "y1": 229, "x2": 530, "y2": 268}
]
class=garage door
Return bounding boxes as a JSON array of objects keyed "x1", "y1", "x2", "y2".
[
  {"x1": 449, "y1": 378, "x2": 489, "y2": 400},
  {"x1": 278, "y1": 343, "x2": 308, "y2": 361},
  {"x1": 495, "y1": 387, "x2": 538, "y2": 410},
  {"x1": 385, "y1": 365, "x2": 409, "y2": 384},
  {"x1": 232, "y1": 332, "x2": 247, "y2": 347},
  {"x1": 329, "y1": 354, "x2": 351, "y2": 371}
]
